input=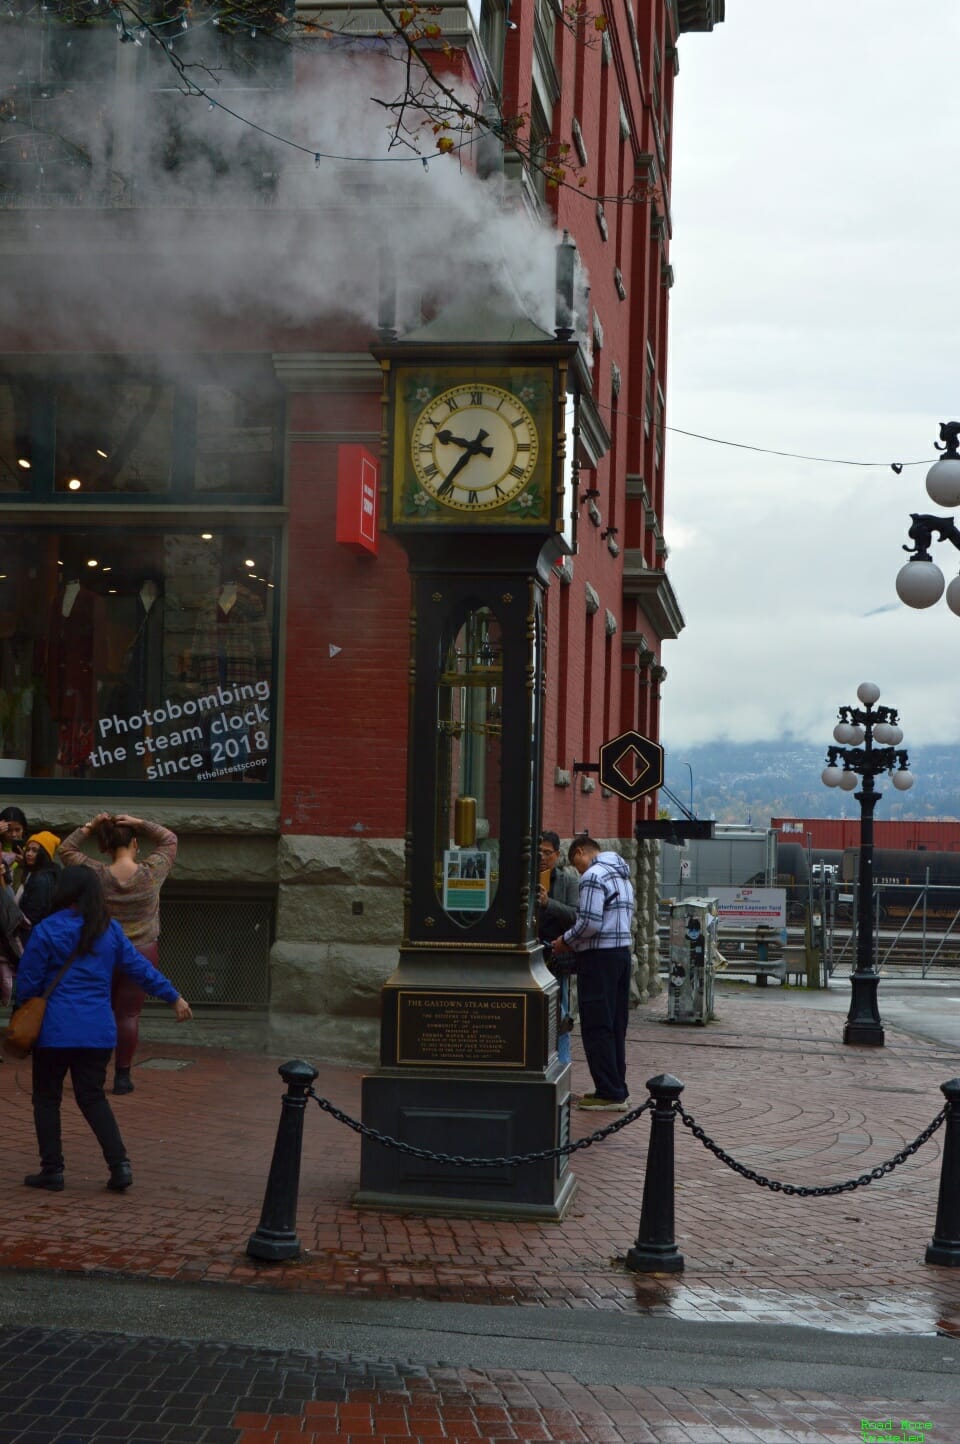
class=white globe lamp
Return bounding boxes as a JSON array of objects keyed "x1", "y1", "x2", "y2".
[
  {"x1": 822, "y1": 766, "x2": 843, "y2": 787},
  {"x1": 839, "y1": 771, "x2": 859, "y2": 791},
  {"x1": 891, "y1": 769, "x2": 915, "y2": 791},
  {"x1": 926, "y1": 456, "x2": 960, "y2": 508},
  {"x1": 946, "y1": 575, "x2": 960, "y2": 617},
  {"x1": 897, "y1": 558, "x2": 945, "y2": 609},
  {"x1": 857, "y1": 682, "x2": 881, "y2": 707}
]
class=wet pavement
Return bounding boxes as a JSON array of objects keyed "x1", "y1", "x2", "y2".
[
  {"x1": 0, "y1": 984, "x2": 959, "y2": 1337},
  {"x1": 3, "y1": 983, "x2": 960, "y2": 1439},
  {"x1": 0, "y1": 1318, "x2": 949, "y2": 1443}
]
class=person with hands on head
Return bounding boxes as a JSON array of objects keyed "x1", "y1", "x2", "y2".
[
  {"x1": 16, "y1": 865, "x2": 192, "y2": 1194},
  {"x1": 59, "y1": 811, "x2": 177, "y2": 1095}
]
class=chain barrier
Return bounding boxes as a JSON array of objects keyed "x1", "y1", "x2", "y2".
[
  {"x1": 308, "y1": 1089, "x2": 652, "y2": 1168},
  {"x1": 677, "y1": 1101, "x2": 946, "y2": 1198}
]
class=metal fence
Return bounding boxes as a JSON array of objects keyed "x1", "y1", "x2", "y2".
[
  {"x1": 153, "y1": 890, "x2": 274, "y2": 1008},
  {"x1": 821, "y1": 879, "x2": 960, "y2": 977}
]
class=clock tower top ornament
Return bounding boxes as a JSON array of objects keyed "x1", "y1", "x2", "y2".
[{"x1": 372, "y1": 297, "x2": 578, "y2": 566}]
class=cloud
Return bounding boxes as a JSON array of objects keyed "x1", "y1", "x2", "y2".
[{"x1": 662, "y1": 0, "x2": 960, "y2": 748}]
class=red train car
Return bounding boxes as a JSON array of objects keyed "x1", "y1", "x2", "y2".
[{"x1": 773, "y1": 819, "x2": 960, "y2": 853}]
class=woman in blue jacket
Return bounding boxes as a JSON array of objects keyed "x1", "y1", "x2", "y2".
[{"x1": 15, "y1": 866, "x2": 192, "y2": 1193}]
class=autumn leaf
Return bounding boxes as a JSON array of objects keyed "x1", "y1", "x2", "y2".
[
  {"x1": 437, "y1": 136, "x2": 455, "y2": 153},
  {"x1": 593, "y1": 14, "x2": 607, "y2": 30}
]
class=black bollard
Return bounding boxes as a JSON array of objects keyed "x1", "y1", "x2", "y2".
[
  {"x1": 626, "y1": 1073, "x2": 684, "y2": 1274},
  {"x1": 925, "y1": 1077, "x2": 960, "y2": 1267},
  {"x1": 247, "y1": 1059, "x2": 320, "y2": 1262}
]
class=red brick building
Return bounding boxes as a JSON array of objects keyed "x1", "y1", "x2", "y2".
[{"x1": 0, "y1": 0, "x2": 724, "y2": 1054}]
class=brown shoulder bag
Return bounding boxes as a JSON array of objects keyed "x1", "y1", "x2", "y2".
[{"x1": 3, "y1": 948, "x2": 80, "y2": 1059}]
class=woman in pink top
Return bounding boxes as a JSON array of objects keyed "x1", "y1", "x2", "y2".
[{"x1": 59, "y1": 813, "x2": 177, "y2": 1094}]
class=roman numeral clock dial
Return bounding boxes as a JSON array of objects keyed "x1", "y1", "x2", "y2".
[{"x1": 410, "y1": 384, "x2": 539, "y2": 512}]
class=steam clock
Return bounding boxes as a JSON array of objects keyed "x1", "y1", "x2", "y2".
[{"x1": 355, "y1": 305, "x2": 578, "y2": 1218}]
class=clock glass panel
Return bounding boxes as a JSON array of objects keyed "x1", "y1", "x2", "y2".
[{"x1": 435, "y1": 607, "x2": 501, "y2": 924}]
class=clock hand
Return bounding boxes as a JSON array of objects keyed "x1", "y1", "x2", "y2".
[
  {"x1": 436, "y1": 448, "x2": 475, "y2": 496},
  {"x1": 434, "y1": 429, "x2": 473, "y2": 449},
  {"x1": 435, "y1": 429, "x2": 497, "y2": 496}
]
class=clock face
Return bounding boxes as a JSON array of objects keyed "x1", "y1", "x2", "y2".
[{"x1": 410, "y1": 384, "x2": 540, "y2": 512}]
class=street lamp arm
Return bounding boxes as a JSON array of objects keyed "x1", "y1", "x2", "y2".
[
  {"x1": 838, "y1": 703, "x2": 899, "y2": 727},
  {"x1": 934, "y1": 421, "x2": 960, "y2": 458},
  {"x1": 903, "y1": 513, "x2": 960, "y2": 561}
]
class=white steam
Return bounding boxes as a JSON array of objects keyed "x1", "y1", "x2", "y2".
[{"x1": 0, "y1": 34, "x2": 569, "y2": 339}]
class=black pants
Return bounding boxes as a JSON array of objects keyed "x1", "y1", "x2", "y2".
[
  {"x1": 576, "y1": 946, "x2": 631, "y2": 1101},
  {"x1": 32, "y1": 1047, "x2": 128, "y2": 1172}
]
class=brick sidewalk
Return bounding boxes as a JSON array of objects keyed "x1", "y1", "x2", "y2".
[
  {"x1": 1, "y1": 1323, "x2": 941, "y2": 1444},
  {"x1": 2, "y1": 989, "x2": 960, "y2": 1336}
]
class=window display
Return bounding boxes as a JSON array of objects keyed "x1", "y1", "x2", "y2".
[{"x1": 0, "y1": 527, "x2": 277, "y2": 791}]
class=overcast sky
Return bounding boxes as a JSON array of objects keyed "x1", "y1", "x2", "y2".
[{"x1": 662, "y1": 0, "x2": 960, "y2": 752}]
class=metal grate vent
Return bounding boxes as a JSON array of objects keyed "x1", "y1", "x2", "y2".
[{"x1": 155, "y1": 894, "x2": 273, "y2": 1008}]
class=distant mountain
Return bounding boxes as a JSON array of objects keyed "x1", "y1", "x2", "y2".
[{"x1": 663, "y1": 739, "x2": 960, "y2": 825}]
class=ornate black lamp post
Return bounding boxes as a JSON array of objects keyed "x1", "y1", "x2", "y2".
[
  {"x1": 821, "y1": 683, "x2": 914, "y2": 1046},
  {"x1": 895, "y1": 422, "x2": 960, "y2": 612}
]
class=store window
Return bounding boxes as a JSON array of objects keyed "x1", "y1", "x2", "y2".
[
  {"x1": 0, "y1": 526, "x2": 277, "y2": 793},
  {"x1": 195, "y1": 378, "x2": 280, "y2": 494},
  {"x1": 0, "y1": 378, "x2": 34, "y2": 494},
  {"x1": 55, "y1": 375, "x2": 175, "y2": 495},
  {"x1": 2, "y1": 356, "x2": 283, "y2": 502}
]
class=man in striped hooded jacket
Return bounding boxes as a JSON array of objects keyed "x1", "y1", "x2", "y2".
[{"x1": 551, "y1": 837, "x2": 634, "y2": 1111}]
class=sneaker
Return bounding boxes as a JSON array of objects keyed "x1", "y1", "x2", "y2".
[
  {"x1": 578, "y1": 1096, "x2": 629, "y2": 1112},
  {"x1": 112, "y1": 1070, "x2": 134, "y2": 1095}
]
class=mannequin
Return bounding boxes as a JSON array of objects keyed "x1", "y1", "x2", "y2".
[
  {"x1": 190, "y1": 569, "x2": 270, "y2": 691},
  {"x1": 190, "y1": 563, "x2": 271, "y2": 777},
  {"x1": 46, "y1": 570, "x2": 99, "y2": 775},
  {"x1": 124, "y1": 574, "x2": 166, "y2": 712}
]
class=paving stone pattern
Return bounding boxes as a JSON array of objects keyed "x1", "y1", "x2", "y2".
[
  {"x1": 2, "y1": 990, "x2": 960, "y2": 1333},
  {"x1": 0, "y1": 1325, "x2": 939, "y2": 1443}
]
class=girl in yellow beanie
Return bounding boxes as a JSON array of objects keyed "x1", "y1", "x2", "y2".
[{"x1": 18, "y1": 831, "x2": 61, "y2": 926}]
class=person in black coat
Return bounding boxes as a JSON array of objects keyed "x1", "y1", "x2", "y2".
[{"x1": 17, "y1": 831, "x2": 61, "y2": 926}]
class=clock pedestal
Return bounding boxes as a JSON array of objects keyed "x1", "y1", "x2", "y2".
[
  {"x1": 355, "y1": 317, "x2": 578, "y2": 1218},
  {"x1": 355, "y1": 554, "x2": 575, "y2": 1219}
]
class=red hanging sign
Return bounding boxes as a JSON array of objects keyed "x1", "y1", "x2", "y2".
[{"x1": 336, "y1": 445, "x2": 379, "y2": 556}]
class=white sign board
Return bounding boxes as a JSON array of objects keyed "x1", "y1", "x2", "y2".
[{"x1": 712, "y1": 887, "x2": 787, "y2": 929}]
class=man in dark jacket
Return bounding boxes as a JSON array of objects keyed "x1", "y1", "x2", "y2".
[{"x1": 537, "y1": 831, "x2": 580, "y2": 1065}]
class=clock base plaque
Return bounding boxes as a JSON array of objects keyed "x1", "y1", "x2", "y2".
[{"x1": 355, "y1": 1061, "x2": 576, "y2": 1221}]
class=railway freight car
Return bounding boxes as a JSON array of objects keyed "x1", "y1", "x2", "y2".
[
  {"x1": 775, "y1": 842, "x2": 845, "y2": 920},
  {"x1": 840, "y1": 847, "x2": 960, "y2": 922}
]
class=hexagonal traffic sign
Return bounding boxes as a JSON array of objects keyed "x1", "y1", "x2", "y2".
[{"x1": 599, "y1": 730, "x2": 664, "y2": 803}]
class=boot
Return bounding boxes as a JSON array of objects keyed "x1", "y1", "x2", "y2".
[
  {"x1": 112, "y1": 1068, "x2": 134, "y2": 1095},
  {"x1": 107, "y1": 1161, "x2": 133, "y2": 1192},
  {"x1": 25, "y1": 1168, "x2": 64, "y2": 1192}
]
